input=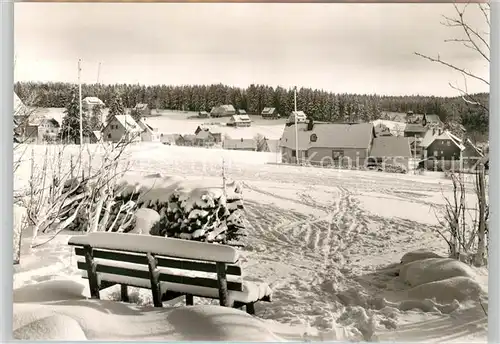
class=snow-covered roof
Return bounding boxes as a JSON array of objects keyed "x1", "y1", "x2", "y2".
[
  {"x1": 114, "y1": 115, "x2": 142, "y2": 132},
  {"x1": 134, "y1": 103, "x2": 149, "y2": 110},
  {"x1": 83, "y1": 97, "x2": 105, "y2": 106},
  {"x1": 289, "y1": 111, "x2": 307, "y2": 122},
  {"x1": 224, "y1": 138, "x2": 257, "y2": 150},
  {"x1": 424, "y1": 130, "x2": 465, "y2": 151},
  {"x1": 261, "y1": 107, "x2": 277, "y2": 115},
  {"x1": 231, "y1": 114, "x2": 251, "y2": 123}
]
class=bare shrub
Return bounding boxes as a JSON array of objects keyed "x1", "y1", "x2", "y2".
[{"x1": 435, "y1": 165, "x2": 488, "y2": 266}]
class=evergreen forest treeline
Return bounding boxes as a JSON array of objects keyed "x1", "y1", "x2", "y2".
[{"x1": 14, "y1": 81, "x2": 489, "y2": 136}]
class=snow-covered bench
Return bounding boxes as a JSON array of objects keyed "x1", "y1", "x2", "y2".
[{"x1": 68, "y1": 232, "x2": 272, "y2": 314}]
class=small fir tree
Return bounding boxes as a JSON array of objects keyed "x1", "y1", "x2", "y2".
[
  {"x1": 89, "y1": 103, "x2": 103, "y2": 131},
  {"x1": 107, "y1": 92, "x2": 125, "y2": 124},
  {"x1": 61, "y1": 87, "x2": 90, "y2": 144}
]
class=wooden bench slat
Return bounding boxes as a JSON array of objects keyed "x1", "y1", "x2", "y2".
[
  {"x1": 74, "y1": 247, "x2": 242, "y2": 275},
  {"x1": 76, "y1": 262, "x2": 243, "y2": 291},
  {"x1": 69, "y1": 233, "x2": 240, "y2": 264}
]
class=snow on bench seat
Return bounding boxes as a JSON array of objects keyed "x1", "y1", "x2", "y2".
[{"x1": 68, "y1": 232, "x2": 240, "y2": 264}]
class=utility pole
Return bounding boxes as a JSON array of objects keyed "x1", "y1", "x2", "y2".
[
  {"x1": 78, "y1": 59, "x2": 83, "y2": 146},
  {"x1": 294, "y1": 86, "x2": 299, "y2": 165}
]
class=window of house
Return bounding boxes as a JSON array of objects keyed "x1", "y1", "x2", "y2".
[
  {"x1": 310, "y1": 134, "x2": 317, "y2": 142},
  {"x1": 305, "y1": 150, "x2": 309, "y2": 158},
  {"x1": 108, "y1": 133, "x2": 111, "y2": 139},
  {"x1": 333, "y1": 150, "x2": 344, "y2": 160},
  {"x1": 292, "y1": 150, "x2": 296, "y2": 157},
  {"x1": 447, "y1": 141, "x2": 451, "y2": 146},
  {"x1": 441, "y1": 151, "x2": 444, "y2": 154},
  {"x1": 434, "y1": 150, "x2": 438, "y2": 157}
]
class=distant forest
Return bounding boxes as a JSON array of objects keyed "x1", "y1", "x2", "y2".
[{"x1": 14, "y1": 81, "x2": 489, "y2": 138}]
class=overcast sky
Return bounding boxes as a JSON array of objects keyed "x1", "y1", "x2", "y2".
[{"x1": 14, "y1": 3, "x2": 489, "y2": 96}]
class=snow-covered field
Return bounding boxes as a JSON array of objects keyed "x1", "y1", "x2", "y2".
[
  {"x1": 13, "y1": 143, "x2": 488, "y2": 342},
  {"x1": 38, "y1": 107, "x2": 286, "y2": 139}
]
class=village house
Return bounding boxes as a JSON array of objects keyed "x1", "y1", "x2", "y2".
[
  {"x1": 237, "y1": 109, "x2": 247, "y2": 115},
  {"x1": 134, "y1": 103, "x2": 152, "y2": 117},
  {"x1": 194, "y1": 125, "x2": 222, "y2": 143},
  {"x1": 223, "y1": 138, "x2": 257, "y2": 151},
  {"x1": 261, "y1": 107, "x2": 280, "y2": 119},
  {"x1": 82, "y1": 97, "x2": 105, "y2": 112},
  {"x1": 286, "y1": 111, "x2": 307, "y2": 126},
  {"x1": 194, "y1": 129, "x2": 216, "y2": 147},
  {"x1": 368, "y1": 136, "x2": 413, "y2": 170},
  {"x1": 137, "y1": 118, "x2": 160, "y2": 142},
  {"x1": 279, "y1": 120, "x2": 375, "y2": 166},
  {"x1": 23, "y1": 117, "x2": 61, "y2": 144},
  {"x1": 228, "y1": 114, "x2": 252, "y2": 127},
  {"x1": 160, "y1": 133, "x2": 183, "y2": 145},
  {"x1": 404, "y1": 123, "x2": 428, "y2": 139},
  {"x1": 102, "y1": 114, "x2": 142, "y2": 143},
  {"x1": 198, "y1": 111, "x2": 210, "y2": 118},
  {"x1": 183, "y1": 134, "x2": 197, "y2": 146},
  {"x1": 421, "y1": 129, "x2": 465, "y2": 171},
  {"x1": 210, "y1": 105, "x2": 236, "y2": 118}
]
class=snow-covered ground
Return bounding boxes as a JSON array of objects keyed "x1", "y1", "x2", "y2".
[
  {"x1": 38, "y1": 107, "x2": 286, "y2": 139},
  {"x1": 13, "y1": 143, "x2": 488, "y2": 342}
]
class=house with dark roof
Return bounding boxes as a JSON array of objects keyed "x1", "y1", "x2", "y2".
[
  {"x1": 228, "y1": 114, "x2": 251, "y2": 127},
  {"x1": 223, "y1": 138, "x2": 257, "y2": 151},
  {"x1": 261, "y1": 107, "x2": 280, "y2": 119},
  {"x1": 420, "y1": 130, "x2": 466, "y2": 171},
  {"x1": 279, "y1": 121, "x2": 375, "y2": 166},
  {"x1": 194, "y1": 125, "x2": 222, "y2": 143},
  {"x1": 404, "y1": 123, "x2": 428, "y2": 138},
  {"x1": 194, "y1": 129, "x2": 216, "y2": 147},
  {"x1": 210, "y1": 105, "x2": 236, "y2": 118},
  {"x1": 102, "y1": 114, "x2": 142, "y2": 143},
  {"x1": 368, "y1": 136, "x2": 413, "y2": 169}
]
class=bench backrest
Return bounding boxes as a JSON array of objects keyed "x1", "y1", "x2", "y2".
[{"x1": 68, "y1": 232, "x2": 243, "y2": 292}]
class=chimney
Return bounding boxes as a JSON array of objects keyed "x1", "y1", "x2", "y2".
[{"x1": 307, "y1": 118, "x2": 314, "y2": 131}]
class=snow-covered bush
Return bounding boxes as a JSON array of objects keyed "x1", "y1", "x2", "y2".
[{"x1": 60, "y1": 174, "x2": 247, "y2": 246}]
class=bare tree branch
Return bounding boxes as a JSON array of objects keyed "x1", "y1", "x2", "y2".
[{"x1": 414, "y1": 52, "x2": 489, "y2": 86}]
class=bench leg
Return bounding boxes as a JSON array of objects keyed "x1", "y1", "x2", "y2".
[
  {"x1": 246, "y1": 302, "x2": 255, "y2": 315},
  {"x1": 186, "y1": 294, "x2": 194, "y2": 306},
  {"x1": 121, "y1": 285, "x2": 129, "y2": 303}
]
